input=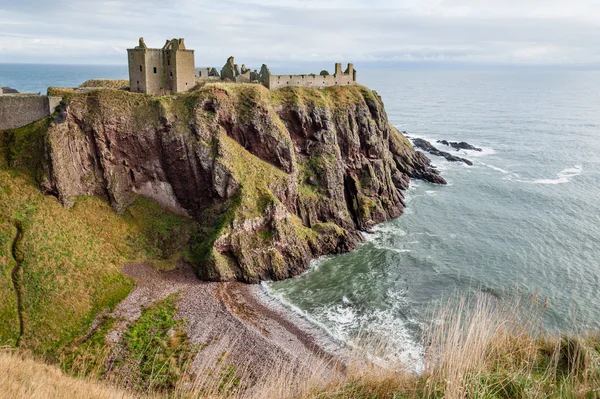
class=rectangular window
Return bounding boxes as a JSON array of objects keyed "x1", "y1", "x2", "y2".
[
  {"x1": 139, "y1": 65, "x2": 142, "y2": 72},
  {"x1": 168, "y1": 59, "x2": 170, "y2": 66},
  {"x1": 153, "y1": 67, "x2": 157, "y2": 74}
]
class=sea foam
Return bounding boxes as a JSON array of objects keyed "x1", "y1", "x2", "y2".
[{"x1": 531, "y1": 165, "x2": 583, "y2": 185}]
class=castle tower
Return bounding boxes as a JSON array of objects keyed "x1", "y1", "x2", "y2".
[
  {"x1": 345, "y1": 63, "x2": 356, "y2": 82},
  {"x1": 127, "y1": 37, "x2": 195, "y2": 95},
  {"x1": 334, "y1": 63, "x2": 343, "y2": 76}
]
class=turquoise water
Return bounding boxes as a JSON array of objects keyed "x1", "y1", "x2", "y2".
[
  {"x1": 3, "y1": 64, "x2": 599, "y2": 365},
  {"x1": 265, "y1": 70, "x2": 600, "y2": 366}
]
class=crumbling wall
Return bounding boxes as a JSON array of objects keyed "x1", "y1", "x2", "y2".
[
  {"x1": 196, "y1": 68, "x2": 211, "y2": 77},
  {"x1": 221, "y1": 56, "x2": 237, "y2": 81},
  {"x1": 261, "y1": 63, "x2": 356, "y2": 90},
  {"x1": 0, "y1": 95, "x2": 61, "y2": 131}
]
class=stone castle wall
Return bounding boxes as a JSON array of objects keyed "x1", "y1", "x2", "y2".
[
  {"x1": 267, "y1": 72, "x2": 355, "y2": 90},
  {"x1": 261, "y1": 63, "x2": 356, "y2": 90},
  {"x1": 128, "y1": 49, "x2": 149, "y2": 94},
  {"x1": 0, "y1": 94, "x2": 61, "y2": 131}
]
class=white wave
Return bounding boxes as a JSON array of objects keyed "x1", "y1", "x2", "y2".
[
  {"x1": 373, "y1": 246, "x2": 411, "y2": 254},
  {"x1": 425, "y1": 190, "x2": 437, "y2": 196},
  {"x1": 524, "y1": 165, "x2": 583, "y2": 185},
  {"x1": 262, "y1": 282, "x2": 425, "y2": 372},
  {"x1": 468, "y1": 146, "x2": 495, "y2": 157},
  {"x1": 260, "y1": 283, "x2": 351, "y2": 344},
  {"x1": 298, "y1": 255, "x2": 334, "y2": 276},
  {"x1": 480, "y1": 162, "x2": 510, "y2": 174},
  {"x1": 366, "y1": 223, "x2": 407, "y2": 240}
]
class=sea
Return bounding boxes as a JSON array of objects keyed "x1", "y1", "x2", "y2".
[{"x1": 3, "y1": 64, "x2": 600, "y2": 368}]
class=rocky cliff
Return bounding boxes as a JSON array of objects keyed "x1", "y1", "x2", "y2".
[{"x1": 39, "y1": 83, "x2": 444, "y2": 283}]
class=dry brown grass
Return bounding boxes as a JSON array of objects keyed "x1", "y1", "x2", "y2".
[{"x1": 0, "y1": 349, "x2": 139, "y2": 399}]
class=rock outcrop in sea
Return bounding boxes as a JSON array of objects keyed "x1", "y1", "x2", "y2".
[
  {"x1": 412, "y1": 138, "x2": 473, "y2": 166},
  {"x1": 437, "y1": 139, "x2": 482, "y2": 152},
  {"x1": 24, "y1": 84, "x2": 444, "y2": 283}
]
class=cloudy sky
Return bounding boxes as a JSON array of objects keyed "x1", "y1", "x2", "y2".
[{"x1": 1, "y1": 0, "x2": 600, "y2": 68}]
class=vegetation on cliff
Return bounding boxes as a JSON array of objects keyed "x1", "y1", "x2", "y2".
[
  {"x1": 0, "y1": 124, "x2": 196, "y2": 358},
  {"x1": 37, "y1": 83, "x2": 444, "y2": 284}
]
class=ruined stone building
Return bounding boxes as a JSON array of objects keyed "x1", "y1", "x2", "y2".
[
  {"x1": 258, "y1": 63, "x2": 356, "y2": 90},
  {"x1": 195, "y1": 67, "x2": 219, "y2": 78},
  {"x1": 127, "y1": 38, "x2": 195, "y2": 95},
  {"x1": 220, "y1": 57, "x2": 258, "y2": 83},
  {"x1": 127, "y1": 38, "x2": 356, "y2": 93}
]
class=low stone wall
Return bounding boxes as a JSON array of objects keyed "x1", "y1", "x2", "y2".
[
  {"x1": 268, "y1": 73, "x2": 355, "y2": 90},
  {"x1": 258, "y1": 63, "x2": 357, "y2": 90},
  {"x1": 0, "y1": 95, "x2": 61, "y2": 131}
]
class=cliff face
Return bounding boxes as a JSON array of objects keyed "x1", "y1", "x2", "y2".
[{"x1": 42, "y1": 84, "x2": 444, "y2": 283}]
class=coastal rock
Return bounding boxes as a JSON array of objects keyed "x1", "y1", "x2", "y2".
[
  {"x1": 412, "y1": 138, "x2": 473, "y2": 166},
  {"x1": 437, "y1": 139, "x2": 482, "y2": 152},
  {"x1": 40, "y1": 84, "x2": 445, "y2": 283}
]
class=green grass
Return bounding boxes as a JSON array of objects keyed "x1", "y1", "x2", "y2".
[
  {"x1": 2, "y1": 117, "x2": 50, "y2": 183},
  {"x1": 123, "y1": 294, "x2": 194, "y2": 392}
]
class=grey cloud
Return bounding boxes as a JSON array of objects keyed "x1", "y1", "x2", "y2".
[{"x1": 0, "y1": 0, "x2": 599, "y2": 67}]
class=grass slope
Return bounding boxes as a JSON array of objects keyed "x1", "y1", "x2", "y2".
[{"x1": 0, "y1": 122, "x2": 197, "y2": 361}]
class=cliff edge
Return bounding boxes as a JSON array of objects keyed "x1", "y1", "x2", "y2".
[{"x1": 38, "y1": 83, "x2": 444, "y2": 282}]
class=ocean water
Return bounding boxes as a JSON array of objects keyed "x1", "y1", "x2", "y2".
[
  {"x1": 3, "y1": 64, "x2": 599, "y2": 367},
  {"x1": 0, "y1": 64, "x2": 127, "y2": 93},
  {"x1": 265, "y1": 70, "x2": 600, "y2": 367}
]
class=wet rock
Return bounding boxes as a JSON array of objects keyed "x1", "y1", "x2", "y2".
[
  {"x1": 437, "y1": 139, "x2": 482, "y2": 152},
  {"x1": 412, "y1": 138, "x2": 473, "y2": 166}
]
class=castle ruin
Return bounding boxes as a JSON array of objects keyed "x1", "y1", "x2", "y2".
[
  {"x1": 127, "y1": 38, "x2": 195, "y2": 95},
  {"x1": 127, "y1": 38, "x2": 356, "y2": 93},
  {"x1": 258, "y1": 63, "x2": 356, "y2": 90}
]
